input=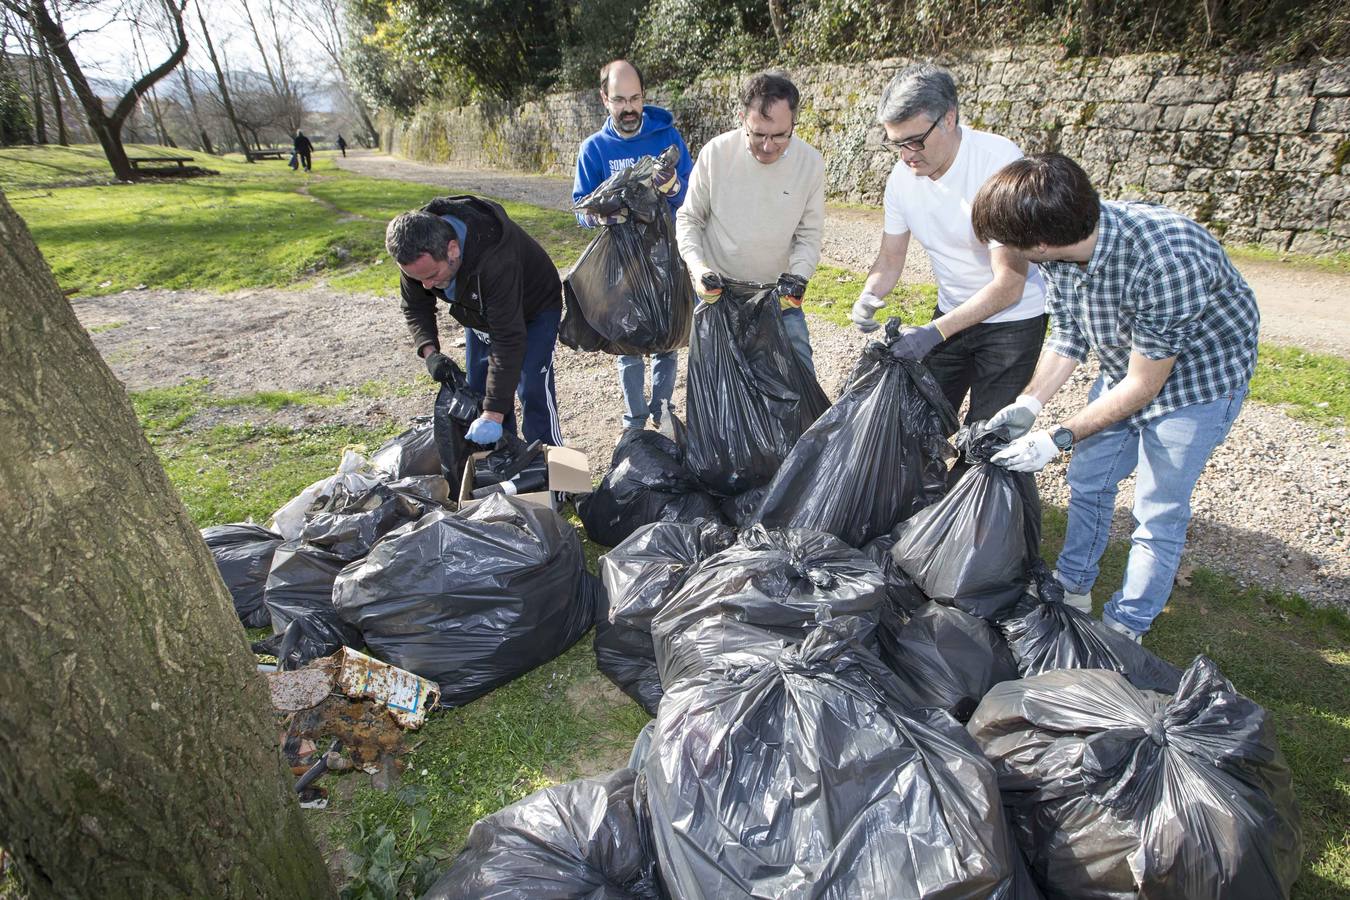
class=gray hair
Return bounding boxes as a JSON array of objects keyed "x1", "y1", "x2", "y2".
[
  {"x1": 385, "y1": 211, "x2": 454, "y2": 264},
  {"x1": 877, "y1": 63, "x2": 959, "y2": 125}
]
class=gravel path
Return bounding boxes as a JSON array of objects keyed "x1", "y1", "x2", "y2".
[{"x1": 76, "y1": 278, "x2": 1349, "y2": 610}]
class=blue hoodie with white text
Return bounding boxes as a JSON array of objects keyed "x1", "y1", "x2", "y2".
[{"x1": 572, "y1": 105, "x2": 694, "y2": 223}]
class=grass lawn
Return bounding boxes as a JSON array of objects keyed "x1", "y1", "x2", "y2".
[{"x1": 2, "y1": 144, "x2": 1344, "y2": 896}]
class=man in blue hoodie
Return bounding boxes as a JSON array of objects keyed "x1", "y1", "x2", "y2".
[{"x1": 573, "y1": 59, "x2": 694, "y2": 431}]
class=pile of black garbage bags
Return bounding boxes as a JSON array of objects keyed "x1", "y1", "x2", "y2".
[
  {"x1": 430, "y1": 320, "x2": 1302, "y2": 898},
  {"x1": 201, "y1": 421, "x2": 598, "y2": 707}
]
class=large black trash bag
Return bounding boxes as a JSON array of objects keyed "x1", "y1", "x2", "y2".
[
  {"x1": 889, "y1": 420, "x2": 1041, "y2": 620},
  {"x1": 562, "y1": 149, "x2": 695, "y2": 357},
  {"x1": 880, "y1": 600, "x2": 1020, "y2": 722},
  {"x1": 369, "y1": 417, "x2": 441, "y2": 479},
  {"x1": 299, "y1": 479, "x2": 441, "y2": 561},
  {"x1": 752, "y1": 319, "x2": 957, "y2": 546},
  {"x1": 262, "y1": 540, "x2": 361, "y2": 664},
  {"x1": 998, "y1": 563, "x2": 1181, "y2": 694},
  {"x1": 643, "y1": 618, "x2": 1021, "y2": 899},
  {"x1": 432, "y1": 370, "x2": 484, "y2": 482},
  {"x1": 202, "y1": 523, "x2": 283, "y2": 628},
  {"x1": 332, "y1": 494, "x2": 596, "y2": 706},
  {"x1": 424, "y1": 767, "x2": 660, "y2": 900},
  {"x1": 861, "y1": 530, "x2": 929, "y2": 615},
  {"x1": 650, "y1": 524, "x2": 886, "y2": 687},
  {"x1": 684, "y1": 279, "x2": 829, "y2": 496},
  {"x1": 577, "y1": 427, "x2": 724, "y2": 549},
  {"x1": 968, "y1": 657, "x2": 1302, "y2": 900},
  {"x1": 593, "y1": 521, "x2": 737, "y2": 714}
]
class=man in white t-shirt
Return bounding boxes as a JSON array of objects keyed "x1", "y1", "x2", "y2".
[{"x1": 851, "y1": 64, "x2": 1046, "y2": 428}]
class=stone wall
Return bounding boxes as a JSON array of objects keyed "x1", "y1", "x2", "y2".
[{"x1": 383, "y1": 46, "x2": 1350, "y2": 255}]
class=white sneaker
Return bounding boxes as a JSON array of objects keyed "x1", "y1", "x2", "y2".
[
  {"x1": 1102, "y1": 613, "x2": 1143, "y2": 643},
  {"x1": 1052, "y1": 569, "x2": 1093, "y2": 614}
]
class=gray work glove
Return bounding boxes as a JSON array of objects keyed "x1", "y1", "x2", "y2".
[
  {"x1": 850, "y1": 291, "x2": 886, "y2": 332},
  {"x1": 985, "y1": 394, "x2": 1043, "y2": 440}
]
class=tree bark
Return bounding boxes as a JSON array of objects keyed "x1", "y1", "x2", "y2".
[
  {"x1": 194, "y1": 0, "x2": 252, "y2": 159},
  {"x1": 0, "y1": 190, "x2": 337, "y2": 898}
]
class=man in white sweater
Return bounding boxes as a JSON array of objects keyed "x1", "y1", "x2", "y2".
[
  {"x1": 851, "y1": 64, "x2": 1045, "y2": 429},
  {"x1": 676, "y1": 71, "x2": 825, "y2": 373}
]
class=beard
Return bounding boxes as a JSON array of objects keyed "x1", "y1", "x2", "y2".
[{"x1": 615, "y1": 112, "x2": 641, "y2": 135}]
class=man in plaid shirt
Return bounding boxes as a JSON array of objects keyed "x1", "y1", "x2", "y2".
[{"x1": 970, "y1": 153, "x2": 1258, "y2": 641}]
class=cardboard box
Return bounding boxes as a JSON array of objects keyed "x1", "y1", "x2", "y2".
[{"x1": 458, "y1": 445, "x2": 592, "y2": 513}]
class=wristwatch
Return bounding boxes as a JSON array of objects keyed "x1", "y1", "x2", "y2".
[{"x1": 1051, "y1": 426, "x2": 1075, "y2": 452}]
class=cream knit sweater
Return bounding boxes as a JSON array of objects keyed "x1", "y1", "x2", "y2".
[{"x1": 675, "y1": 129, "x2": 825, "y2": 284}]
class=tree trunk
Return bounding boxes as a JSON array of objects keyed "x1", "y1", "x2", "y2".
[
  {"x1": 0, "y1": 190, "x2": 337, "y2": 898},
  {"x1": 38, "y1": 36, "x2": 66, "y2": 145},
  {"x1": 194, "y1": 0, "x2": 252, "y2": 159},
  {"x1": 19, "y1": 11, "x2": 47, "y2": 144},
  {"x1": 180, "y1": 64, "x2": 214, "y2": 154}
]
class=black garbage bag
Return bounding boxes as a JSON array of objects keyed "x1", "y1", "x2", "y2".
[
  {"x1": 752, "y1": 319, "x2": 957, "y2": 546},
  {"x1": 643, "y1": 618, "x2": 1021, "y2": 899},
  {"x1": 424, "y1": 767, "x2": 660, "y2": 899},
  {"x1": 263, "y1": 540, "x2": 361, "y2": 664},
  {"x1": 369, "y1": 417, "x2": 441, "y2": 479},
  {"x1": 433, "y1": 373, "x2": 485, "y2": 483},
  {"x1": 684, "y1": 279, "x2": 829, "y2": 496},
  {"x1": 594, "y1": 521, "x2": 737, "y2": 714},
  {"x1": 332, "y1": 494, "x2": 596, "y2": 706},
  {"x1": 562, "y1": 148, "x2": 695, "y2": 357},
  {"x1": 889, "y1": 421, "x2": 1041, "y2": 620},
  {"x1": 650, "y1": 524, "x2": 886, "y2": 687},
  {"x1": 578, "y1": 429, "x2": 725, "y2": 549},
  {"x1": 878, "y1": 600, "x2": 1019, "y2": 722},
  {"x1": 719, "y1": 485, "x2": 768, "y2": 528},
  {"x1": 861, "y1": 530, "x2": 929, "y2": 615},
  {"x1": 202, "y1": 523, "x2": 283, "y2": 628},
  {"x1": 298, "y1": 480, "x2": 439, "y2": 561},
  {"x1": 968, "y1": 657, "x2": 1302, "y2": 900},
  {"x1": 997, "y1": 564, "x2": 1182, "y2": 694}
]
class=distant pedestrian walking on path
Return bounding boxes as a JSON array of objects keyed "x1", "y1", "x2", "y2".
[
  {"x1": 336, "y1": 134, "x2": 347, "y2": 157},
  {"x1": 293, "y1": 130, "x2": 313, "y2": 172}
]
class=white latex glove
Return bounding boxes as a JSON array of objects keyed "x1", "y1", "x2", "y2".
[
  {"x1": 985, "y1": 394, "x2": 1043, "y2": 439},
  {"x1": 850, "y1": 291, "x2": 887, "y2": 332},
  {"x1": 991, "y1": 430, "x2": 1060, "y2": 472}
]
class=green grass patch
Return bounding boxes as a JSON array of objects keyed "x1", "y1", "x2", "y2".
[
  {"x1": 88, "y1": 321, "x2": 125, "y2": 333},
  {"x1": 1227, "y1": 243, "x2": 1350, "y2": 276},
  {"x1": 802, "y1": 263, "x2": 938, "y2": 328},
  {"x1": 1, "y1": 144, "x2": 587, "y2": 299},
  {"x1": 1249, "y1": 345, "x2": 1350, "y2": 427},
  {"x1": 131, "y1": 378, "x2": 370, "y2": 438}
]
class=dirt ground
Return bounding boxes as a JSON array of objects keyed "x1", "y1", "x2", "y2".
[{"x1": 65, "y1": 150, "x2": 1350, "y2": 612}]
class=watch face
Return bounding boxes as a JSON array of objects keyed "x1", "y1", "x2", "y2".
[{"x1": 1053, "y1": 428, "x2": 1074, "y2": 450}]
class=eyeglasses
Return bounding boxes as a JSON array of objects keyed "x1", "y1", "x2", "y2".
[
  {"x1": 744, "y1": 123, "x2": 795, "y2": 147},
  {"x1": 605, "y1": 92, "x2": 643, "y2": 109},
  {"x1": 881, "y1": 117, "x2": 942, "y2": 153}
]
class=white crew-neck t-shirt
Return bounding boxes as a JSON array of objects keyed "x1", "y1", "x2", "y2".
[{"x1": 883, "y1": 127, "x2": 1045, "y2": 323}]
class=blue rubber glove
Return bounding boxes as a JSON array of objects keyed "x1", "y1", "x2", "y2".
[
  {"x1": 466, "y1": 415, "x2": 503, "y2": 445},
  {"x1": 889, "y1": 323, "x2": 945, "y2": 361}
]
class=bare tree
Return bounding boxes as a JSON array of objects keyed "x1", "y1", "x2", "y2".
[
  {"x1": 37, "y1": 22, "x2": 66, "y2": 143},
  {"x1": 283, "y1": 0, "x2": 376, "y2": 145},
  {"x1": 191, "y1": 0, "x2": 250, "y2": 156},
  {"x1": 3, "y1": 0, "x2": 191, "y2": 179},
  {"x1": 236, "y1": 0, "x2": 299, "y2": 132},
  {"x1": 178, "y1": 60, "x2": 211, "y2": 152}
]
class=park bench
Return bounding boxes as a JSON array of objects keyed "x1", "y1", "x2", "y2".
[
  {"x1": 127, "y1": 155, "x2": 195, "y2": 172},
  {"x1": 246, "y1": 148, "x2": 290, "y2": 161}
]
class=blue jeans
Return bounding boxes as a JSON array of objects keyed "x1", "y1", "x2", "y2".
[
  {"x1": 465, "y1": 306, "x2": 565, "y2": 445},
  {"x1": 781, "y1": 306, "x2": 815, "y2": 377},
  {"x1": 618, "y1": 351, "x2": 678, "y2": 428},
  {"x1": 1055, "y1": 376, "x2": 1246, "y2": 635}
]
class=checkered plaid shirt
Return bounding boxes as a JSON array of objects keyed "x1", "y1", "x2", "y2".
[{"x1": 1040, "y1": 201, "x2": 1259, "y2": 427}]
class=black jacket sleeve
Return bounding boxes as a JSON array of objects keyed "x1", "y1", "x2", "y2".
[
  {"x1": 477, "y1": 257, "x2": 529, "y2": 416},
  {"x1": 399, "y1": 273, "x2": 440, "y2": 356}
]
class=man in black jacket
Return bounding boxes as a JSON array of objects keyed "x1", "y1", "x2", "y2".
[
  {"x1": 386, "y1": 196, "x2": 565, "y2": 446},
  {"x1": 293, "y1": 130, "x2": 313, "y2": 171}
]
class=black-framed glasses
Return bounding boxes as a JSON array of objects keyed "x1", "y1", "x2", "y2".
[
  {"x1": 744, "y1": 122, "x2": 795, "y2": 147},
  {"x1": 881, "y1": 117, "x2": 941, "y2": 153}
]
